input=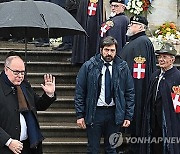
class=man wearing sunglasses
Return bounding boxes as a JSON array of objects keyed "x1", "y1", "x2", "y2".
[
  {"x1": 120, "y1": 15, "x2": 156, "y2": 153},
  {"x1": 0, "y1": 52, "x2": 56, "y2": 154}
]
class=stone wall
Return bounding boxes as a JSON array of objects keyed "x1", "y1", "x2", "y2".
[
  {"x1": 146, "y1": 0, "x2": 180, "y2": 53},
  {"x1": 147, "y1": 0, "x2": 180, "y2": 29}
]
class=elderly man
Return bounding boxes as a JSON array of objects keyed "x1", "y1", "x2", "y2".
[
  {"x1": 99, "y1": 0, "x2": 129, "y2": 56},
  {"x1": 75, "y1": 36, "x2": 135, "y2": 153},
  {"x1": 120, "y1": 15, "x2": 156, "y2": 153},
  {"x1": 141, "y1": 43, "x2": 180, "y2": 154},
  {"x1": 0, "y1": 52, "x2": 56, "y2": 154}
]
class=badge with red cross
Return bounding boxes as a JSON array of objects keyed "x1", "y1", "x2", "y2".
[
  {"x1": 100, "y1": 21, "x2": 114, "y2": 37},
  {"x1": 88, "y1": 0, "x2": 98, "y2": 16},
  {"x1": 133, "y1": 56, "x2": 146, "y2": 79},
  {"x1": 171, "y1": 86, "x2": 180, "y2": 113}
]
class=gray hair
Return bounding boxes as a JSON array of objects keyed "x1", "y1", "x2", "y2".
[{"x1": 4, "y1": 56, "x2": 22, "y2": 67}]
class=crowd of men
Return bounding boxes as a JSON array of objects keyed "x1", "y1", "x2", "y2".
[
  {"x1": 73, "y1": 0, "x2": 180, "y2": 154},
  {"x1": 0, "y1": 0, "x2": 179, "y2": 154}
]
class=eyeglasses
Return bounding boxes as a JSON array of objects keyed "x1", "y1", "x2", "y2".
[
  {"x1": 110, "y1": 4, "x2": 120, "y2": 8},
  {"x1": 6, "y1": 66, "x2": 26, "y2": 76},
  {"x1": 157, "y1": 55, "x2": 174, "y2": 60},
  {"x1": 129, "y1": 22, "x2": 142, "y2": 26}
]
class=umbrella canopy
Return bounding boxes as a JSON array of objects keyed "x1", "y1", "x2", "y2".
[{"x1": 0, "y1": 0, "x2": 86, "y2": 38}]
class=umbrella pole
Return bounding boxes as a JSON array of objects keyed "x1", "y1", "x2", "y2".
[
  {"x1": 24, "y1": 28, "x2": 28, "y2": 76},
  {"x1": 25, "y1": 37, "x2": 27, "y2": 65},
  {"x1": 25, "y1": 27, "x2": 27, "y2": 67},
  {"x1": 24, "y1": 37, "x2": 28, "y2": 77}
]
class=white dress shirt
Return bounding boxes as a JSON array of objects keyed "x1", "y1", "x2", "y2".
[
  {"x1": 6, "y1": 113, "x2": 28, "y2": 146},
  {"x1": 20, "y1": 113, "x2": 28, "y2": 141},
  {"x1": 97, "y1": 59, "x2": 115, "y2": 106}
]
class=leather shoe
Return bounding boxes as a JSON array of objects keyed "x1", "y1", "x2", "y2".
[
  {"x1": 56, "y1": 44, "x2": 72, "y2": 51},
  {"x1": 35, "y1": 42, "x2": 50, "y2": 47}
]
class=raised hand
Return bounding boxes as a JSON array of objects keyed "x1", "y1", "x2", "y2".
[{"x1": 41, "y1": 74, "x2": 55, "y2": 97}]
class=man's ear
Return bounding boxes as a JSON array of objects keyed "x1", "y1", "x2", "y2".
[
  {"x1": 4, "y1": 66, "x2": 8, "y2": 74},
  {"x1": 100, "y1": 48, "x2": 103, "y2": 54},
  {"x1": 140, "y1": 24, "x2": 146, "y2": 31},
  {"x1": 171, "y1": 56, "x2": 175, "y2": 63},
  {"x1": 122, "y1": 4, "x2": 126, "y2": 10},
  {"x1": 139, "y1": 25, "x2": 143, "y2": 31}
]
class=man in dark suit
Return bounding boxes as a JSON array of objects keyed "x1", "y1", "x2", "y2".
[
  {"x1": 75, "y1": 36, "x2": 135, "y2": 153},
  {"x1": 0, "y1": 52, "x2": 56, "y2": 154}
]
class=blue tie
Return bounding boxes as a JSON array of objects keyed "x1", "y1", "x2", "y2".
[{"x1": 105, "y1": 63, "x2": 111, "y2": 104}]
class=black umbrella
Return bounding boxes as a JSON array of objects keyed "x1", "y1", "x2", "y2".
[{"x1": 0, "y1": 0, "x2": 86, "y2": 62}]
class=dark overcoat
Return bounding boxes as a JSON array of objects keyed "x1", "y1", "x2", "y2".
[
  {"x1": 0, "y1": 73, "x2": 56, "y2": 154},
  {"x1": 120, "y1": 31, "x2": 157, "y2": 136},
  {"x1": 141, "y1": 67, "x2": 180, "y2": 154},
  {"x1": 75, "y1": 54, "x2": 135, "y2": 125},
  {"x1": 100, "y1": 13, "x2": 129, "y2": 56},
  {"x1": 71, "y1": 0, "x2": 103, "y2": 64}
]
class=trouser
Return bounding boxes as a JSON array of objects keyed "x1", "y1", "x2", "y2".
[
  {"x1": 21, "y1": 139, "x2": 42, "y2": 154},
  {"x1": 62, "y1": 10, "x2": 77, "y2": 46},
  {"x1": 86, "y1": 107, "x2": 121, "y2": 154},
  {"x1": 62, "y1": 36, "x2": 73, "y2": 46},
  {"x1": 151, "y1": 115, "x2": 163, "y2": 154}
]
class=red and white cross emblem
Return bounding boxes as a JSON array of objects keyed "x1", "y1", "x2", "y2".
[
  {"x1": 133, "y1": 63, "x2": 146, "y2": 79},
  {"x1": 171, "y1": 93, "x2": 180, "y2": 113},
  {"x1": 88, "y1": 2, "x2": 97, "y2": 16},
  {"x1": 100, "y1": 23, "x2": 111, "y2": 37}
]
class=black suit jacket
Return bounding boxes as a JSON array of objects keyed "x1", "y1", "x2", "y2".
[{"x1": 0, "y1": 74, "x2": 56, "y2": 154}]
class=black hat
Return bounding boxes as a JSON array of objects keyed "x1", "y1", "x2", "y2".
[
  {"x1": 110, "y1": 0, "x2": 125, "y2": 4},
  {"x1": 130, "y1": 15, "x2": 148, "y2": 26},
  {"x1": 155, "y1": 43, "x2": 177, "y2": 56}
]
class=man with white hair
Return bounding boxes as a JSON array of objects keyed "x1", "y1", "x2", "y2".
[
  {"x1": 120, "y1": 15, "x2": 156, "y2": 153},
  {"x1": 141, "y1": 43, "x2": 180, "y2": 154},
  {"x1": 0, "y1": 52, "x2": 56, "y2": 154},
  {"x1": 99, "y1": 0, "x2": 129, "y2": 56}
]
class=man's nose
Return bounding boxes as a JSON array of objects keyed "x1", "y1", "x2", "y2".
[{"x1": 107, "y1": 51, "x2": 112, "y2": 55}]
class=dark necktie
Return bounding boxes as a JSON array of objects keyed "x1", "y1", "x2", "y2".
[
  {"x1": 105, "y1": 63, "x2": 111, "y2": 104},
  {"x1": 155, "y1": 72, "x2": 165, "y2": 101}
]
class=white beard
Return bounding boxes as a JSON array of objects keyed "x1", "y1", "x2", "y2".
[
  {"x1": 126, "y1": 29, "x2": 134, "y2": 36},
  {"x1": 110, "y1": 12, "x2": 116, "y2": 17}
]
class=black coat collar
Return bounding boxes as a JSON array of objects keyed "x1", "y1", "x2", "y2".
[
  {"x1": 0, "y1": 71, "x2": 28, "y2": 96},
  {"x1": 129, "y1": 31, "x2": 146, "y2": 41},
  {"x1": 109, "y1": 13, "x2": 125, "y2": 19}
]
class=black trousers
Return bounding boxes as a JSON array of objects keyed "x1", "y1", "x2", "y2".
[
  {"x1": 21, "y1": 139, "x2": 42, "y2": 154},
  {"x1": 86, "y1": 107, "x2": 121, "y2": 154},
  {"x1": 151, "y1": 115, "x2": 163, "y2": 154}
]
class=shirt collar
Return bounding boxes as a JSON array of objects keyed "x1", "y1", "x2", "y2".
[
  {"x1": 161, "y1": 65, "x2": 173, "y2": 72},
  {"x1": 101, "y1": 57, "x2": 113, "y2": 66}
]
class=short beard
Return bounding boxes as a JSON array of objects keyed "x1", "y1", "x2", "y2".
[
  {"x1": 110, "y1": 12, "x2": 116, "y2": 17},
  {"x1": 126, "y1": 29, "x2": 134, "y2": 36},
  {"x1": 102, "y1": 55, "x2": 113, "y2": 62}
]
